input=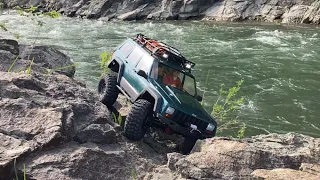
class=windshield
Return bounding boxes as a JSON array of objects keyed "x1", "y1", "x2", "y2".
[{"x1": 151, "y1": 61, "x2": 196, "y2": 96}]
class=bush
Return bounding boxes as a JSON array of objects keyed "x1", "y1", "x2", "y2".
[{"x1": 210, "y1": 79, "x2": 246, "y2": 138}]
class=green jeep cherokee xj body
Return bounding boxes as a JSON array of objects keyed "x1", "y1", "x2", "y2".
[{"x1": 98, "y1": 34, "x2": 217, "y2": 154}]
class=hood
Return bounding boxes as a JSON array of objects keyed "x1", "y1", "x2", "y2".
[{"x1": 150, "y1": 80, "x2": 215, "y2": 124}]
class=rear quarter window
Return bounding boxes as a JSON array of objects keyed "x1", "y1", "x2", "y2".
[
  {"x1": 127, "y1": 47, "x2": 144, "y2": 66},
  {"x1": 136, "y1": 54, "x2": 154, "y2": 74},
  {"x1": 119, "y1": 41, "x2": 135, "y2": 57}
]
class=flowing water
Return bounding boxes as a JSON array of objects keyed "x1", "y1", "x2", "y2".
[{"x1": 1, "y1": 12, "x2": 320, "y2": 137}]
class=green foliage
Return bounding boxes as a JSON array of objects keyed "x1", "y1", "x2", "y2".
[
  {"x1": 0, "y1": 0, "x2": 4, "y2": 10},
  {"x1": 3, "y1": 5, "x2": 62, "y2": 74},
  {"x1": 0, "y1": 21, "x2": 21, "y2": 39},
  {"x1": 23, "y1": 164, "x2": 27, "y2": 180},
  {"x1": 100, "y1": 51, "x2": 113, "y2": 74},
  {"x1": 44, "y1": 10, "x2": 61, "y2": 18},
  {"x1": 112, "y1": 112, "x2": 124, "y2": 127},
  {"x1": 26, "y1": 5, "x2": 37, "y2": 13},
  {"x1": 46, "y1": 63, "x2": 78, "y2": 75},
  {"x1": 14, "y1": 158, "x2": 18, "y2": 180},
  {"x1": 211, "y1": 79, "x2": 246, "y2": 136},
  {"x1": 237, "y1": 123, "x2": 246, "y2": 139},
  {"x1": 15, "y1": 5, "x2": 61, "y2": 19},
  {"x1": 131, "y1": 169, "x2": 137, "y2": 180},
  {"x1": 14, "y1": 33, "x2": 21, "y2": 39},
  {"x1": 8, "y1": 55, "x2": 20, "y2": 72},
  {"x1": 0, "y1": 23, "x2": 8, "y2": 31},
  {"x1": 25, "y1": 57, "x2": 34, "y2": 74},
  {"x1": 37, "y1": 20, "x2": 45, "y2": 27},
  {"x1": 201, "y1": 70, "x2": 211, "y2": 106},
  {"x1": 13, "y1": 158, "x2": 27, "y2": 180}
]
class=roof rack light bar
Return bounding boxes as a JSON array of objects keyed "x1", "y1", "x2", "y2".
[{"x1": 134, "y1": 33, "x2": 196, "y2": 69}]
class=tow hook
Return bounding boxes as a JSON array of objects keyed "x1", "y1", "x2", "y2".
[{"x1": 190, "y1": 124, "x2": 201, "y2": 134}]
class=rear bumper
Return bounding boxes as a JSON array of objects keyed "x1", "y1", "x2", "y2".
[{"x1": 158, "y1": 114, "x2": 215, "y2": 139}]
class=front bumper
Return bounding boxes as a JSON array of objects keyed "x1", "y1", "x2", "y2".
[{"x1": 157, "y1": 114, "x2": 215, "y2": 139}]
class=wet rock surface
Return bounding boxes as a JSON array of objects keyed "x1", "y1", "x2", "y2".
[{"x1": 4, "y1": 0, "x2": 320, "y2": 24}]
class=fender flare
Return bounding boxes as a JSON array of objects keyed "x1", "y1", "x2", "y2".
[
  {"x1": 135, "y1": 87, "x2": 162, "y2": 113},
  {"x1": 107, "y1": 57, "x2": 124, "y2": 84}
]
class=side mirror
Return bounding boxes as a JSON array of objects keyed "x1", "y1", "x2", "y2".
[
  {"x1": 137, "y1": 70, "x2": 148, "y2": 79},
  {"x1": 196, "y1": 95, "x2": 203, "y2": 102}
]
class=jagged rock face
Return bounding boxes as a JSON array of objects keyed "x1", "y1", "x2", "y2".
[
  {"x1": 167, "y1": 133, "x2": 320, "y2": 179},
  {"x1": 4, "y1": 0, "x2": 320, "y2": 24},
  {"x1": 0, "y1": 71, "x2": 116, "y2": 179},
  {"x1": 0, "y1": 33, "x2": 75, "y2": 77}
]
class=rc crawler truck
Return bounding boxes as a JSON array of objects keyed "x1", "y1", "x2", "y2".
[{"x1": 98, "y1": 34, "x2": 217, "y2": 154}]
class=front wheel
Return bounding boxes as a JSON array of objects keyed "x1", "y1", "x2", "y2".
[
  {"x1": 98, "y1": 73, "x2": 119, "y2": 107},
  {"x1": 181, "y1": 137, "x2": 198, "y2": 155},
  {"x1": 124, "y1": 99, "x2": 152, "y2": 141}
]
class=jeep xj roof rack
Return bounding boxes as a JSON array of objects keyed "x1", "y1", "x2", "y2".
[{"x1": 134, "y1": 33, "x2": 195, "y2": 70}]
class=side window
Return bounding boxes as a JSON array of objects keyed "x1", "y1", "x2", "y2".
[
  {"x1": 127, "y1": 47, "x2": 144, "y2": 66},
  {"x1": 119, "y1": 41, "x2": 135, "y2": 57},
  {"x1": 183, "y1": 75, "x2": 196, "y2": 96},
  {"x1": 136, "y1": 54, "x2": 154, "y2": 75}
]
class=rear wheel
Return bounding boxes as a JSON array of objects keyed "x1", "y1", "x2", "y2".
[
  {"x1": 98, "y1": 73, "x2": 119, "y2": 107},
  {"x1": 124, "y1": 99, "x2": 152, "y2": 141}
]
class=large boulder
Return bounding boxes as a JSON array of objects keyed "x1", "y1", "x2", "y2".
[
  {"x1": 0, "y1": 34, "x2": 75, "y2": 77},
  {"x1": 167, "y1": 133, "x2": 320, "y2": 179},
  {"x1": 0, "y1": 71, "x2": 116, "y2": 179}
]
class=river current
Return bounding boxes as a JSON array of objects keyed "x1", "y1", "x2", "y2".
[{"x1": 1, "y1": 13, "x2": 319, "y2": 137}]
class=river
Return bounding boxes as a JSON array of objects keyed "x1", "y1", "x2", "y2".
[{"x1": 1, "y1": 12, "x2": 319, "y2": 137}]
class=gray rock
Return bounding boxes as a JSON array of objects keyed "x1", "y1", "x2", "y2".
[
  {"x1": 167, "y1": 133, "x2": 320, "y2": 179},
  {"x1": 251, "y1": 163, "x2": 320, "y2": 179},
  {"x1": 0, "y1": 39, "x2": 19, "y2": 55},
  {"x1": 282, "y1": 5, "x2": 310, "y2": 23},
  {"x1": 301, "y1": 0, "x2": 320, "y2": 24},
  {"x1": 4, "y1": 0, "x2": 320, "y2": 24},
  {"x1": 76, "y1": 123, "x2": 117, "y2": 144},
  {"x1": 0, "y1": 33, "x2": 75, "y2": 77},
  {"x1": 0, "y1": 71, "x2": 116, "y2": 179},
  {"x1": 19, "y1": 45, "x2": 76, "y2": 77}
]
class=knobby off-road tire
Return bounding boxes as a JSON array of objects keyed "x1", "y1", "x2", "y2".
[
  {"x1": 124, "y1": 99, "x2": 152, "y2": 141},
  {"x1": 98, "y1": 73, "x2": 119, "y2": 107},
  {"x1": 181, "y1": 137, "x2": 197, "y2": 155}
]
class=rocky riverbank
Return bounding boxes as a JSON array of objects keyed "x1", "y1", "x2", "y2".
[
  {"x1": 0, "y1": 35, "x2": 319, "y2": 179},
  {"x1": 2, "y1": 0, "x2": 320, "y2": 24}
]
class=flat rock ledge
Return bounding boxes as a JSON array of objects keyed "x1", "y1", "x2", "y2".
[{"x1": 165, "y1": 133, "x2": 320, "y2": 179}]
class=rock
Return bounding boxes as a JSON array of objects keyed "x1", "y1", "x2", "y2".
[
  {"x1": 167, "y1": 133, "x2": 320, "y2": 179},
  {"x1": 301, "y1": 0, "x2": 320, "y2": 24},
  {"x1": 282, "y1": 5, "x2": 310, "y2": 23},
  {"x1": 117, "y1": 4, "x2": 148, "y2": 21},
  {"x1": 251, "y1": 164, "x2": 320, "y2": 180},
  {"x1": 19, "y1": 45, "x2": 76, "y2": 77},
  {"x1": 0, "y1": 33, "x2": 75, "y2": 77},
  {"x1": 299, "y1": 163, "x2": 320, "y2": 175},
  {"x1": 75, "y1": 123, "x2": 117, "y2": 144},
  {"x1": 0, "y1": 39, "x2": 19, "y2": 55},
  {"x1": 0, "y1": 71, "x2": 116, "y2": 179},
  {"x1": 167, "y1": 152, "x2": 184, "y2": 171},
  {"x1": 4, "y1": 0, "x2": 320, "y2": 24},
  {"x1": 16, "y1": 142, "x2": 128, "y2": 179}
]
